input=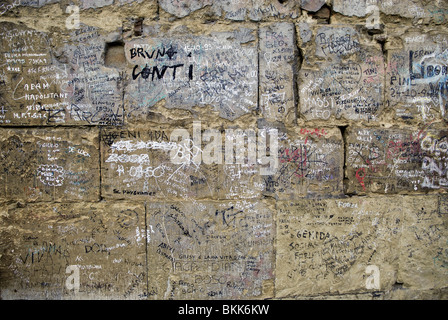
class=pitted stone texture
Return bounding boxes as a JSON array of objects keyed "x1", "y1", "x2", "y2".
[
  {"x1": 0, "y1": 202, "x2": 146, "y2": 299},
  {"x1": 276, "y1": 197, "x2": 402, "y2": 297},
  {"x1": 146, "y1": 200, "x2": 274, "y2": 299},
  {"x1": 124, "y1": 25, "x2": 257, "y2": 121},
  {"x1": 332, "y1": 0, "x2": 368, "y2": 17},
  {"x1": 386, "y1": 31, "x2": 448, "y2": 123},
  {"x1": 345, "y1": 127, "x2": 448, "y2": 194},
  {"x1": 0, "y1": 127, "x2": 99, "y2": 202}
]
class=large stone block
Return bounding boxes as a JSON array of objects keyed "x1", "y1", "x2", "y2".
[
  {"x1": 0, "y1": 23, "x2": 123, "y2": 126},
  {"x1": 146, "y1": 200, "x2": 274, "y2": 299},
  {"x1": 298, "y1": 25, "x2": 384, "y2": 122},
  {"x1": 262, "y1": 124, "x2": 344, "y2": 199},
  {"x1": 259, "y1": 22, "x2": 297, "y2": 124},
  {"x1": 13, "y1": 0, "x2": 59, "y2": 7},
  {"x1": 386, "y1": 31, "x2": 448, "y2": 123},
  {"x1": 12, "y1": 0, "x2": 146, "y2": 9},
  {"x1": 378, "y1": 0, "x2": 429, "y2": 19},
  {"x1": 0, "y1": 202, "x2": 146, "y2": 299},
  {"x1": 300, "y1": 0, "x2": 326, "y2": 13},
  {"x1": 60, "y1": 25, "x2": 124, "y2": 125},
  {"x1": 0, "y1": 22, "x2": 53, "y2": 125},
  {"x1": 398, "y1": 195, "x2": 448, "y2": 290},
  {"x1": 158, "y1": 0, "x2": 300, "y2": 20},
  {"x1": 0, "y1": 127, "x2": 100, "y2": 202},
  {"x1": 276, "y1": 197, "x2": 402, "y2": 297},
  {"x1": 333, "y1": 0, "x2": 368, "y2": 17},
  {"x1": 124, "y1": 25, "x2": 258, "y2": 121},
  {"x1": 219, "y1": 0, "x2": 300, "y2": 21},
  {"x1": 216, "y1": 124, "x2": 276, "y2": 200},
  {"x1": 332, "y1": 0, "x2": 437, "y2": 20},
  {"x1": 345, "y1": 126, "x2": 448, "y2": 194},
  {"x1": 100, "y1": 125, "x2": 220, "y2": 200},
  {"x1": 101, "y1": 123, "x2": 343, "y2": 201},
  {"x1": 158, "y1": 0, "x2": 213, "y2": 18}
]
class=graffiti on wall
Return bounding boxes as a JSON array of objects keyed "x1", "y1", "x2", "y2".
[{"x1": 0, "y1": 23, "x2": 123, "y2": 126}]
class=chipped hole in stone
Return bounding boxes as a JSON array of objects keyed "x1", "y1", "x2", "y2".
[
  {"x1": 278, "y1": 0, "x2": 289, "y2": 4},
  {"x1": 104, "y1": 42, "x2": 126, "y2": 69},
  {"x1": 134, "y1": 18, "x2": 144, "y2": 36}
]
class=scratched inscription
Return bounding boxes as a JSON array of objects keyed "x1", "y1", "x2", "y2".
[
  {"x1": 386, "y1": 32, "x2": 448, "y2": 122},
  {"x1": 124, "y1": 25, "x2": 258, "y2": 121},
  {"x1": 0, "y1": 127, "x2": 99, "y2": 202},
  {"x1": 0, "y1": 202, "x2": 146, "y2": 299},
  {"x1": 398, "y1": 195, "x2": 448, "y2": 289},
  {"x1": 299, "y1": 26, "x2": 384, "y2": 122},
  {"x1": 147, "y1": 200, "x2": 274, "y2": 299}
]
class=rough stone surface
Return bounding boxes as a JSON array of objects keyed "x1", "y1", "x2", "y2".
[
  {"x1": 0, "y1": 23, "x2": 123, "y2": 126},
  {"x1": 267, "y1": 125, "x2": 344, "y2": 199},
  {"x1": 276, "y1": 194, "x2": 448, "y2": 298},
  {"x1": 100, "y1": 124, "x2": 343, "y2": 201},
  {"x1": 276, "y1": 197, "x2": 402, "y2": 297},
  {"x1": 301, "y1": 0, "x2": 326, "y2": 13},
  {"x1": 11, "y1": 0, "x2": 145, "y2": 9},
  {"x1": 386, "y1": 31, "x2": 448, "y2": 123},
  {"x1": 298, "y1": 25, "x2": 384, "y2": 123},
  {"x1": 333, "y1": 0, "x2": 367, "y2": 17},
  {"x1": 159, "y1": 0, "x2": 213, "y2": 18},
  {"x1": 101, "y1": 124, "x2": 220, "y2": 200},
  {"x1": 333, "y1": 0, "x2": 435, "y2": 19},
  {"x1": 259, "y1": 22, "x2": 297, "y2": 124}
]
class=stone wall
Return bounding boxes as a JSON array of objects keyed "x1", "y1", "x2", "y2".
[{"x1": 0, "y1": 0, "x2": 447, "y2": 300}]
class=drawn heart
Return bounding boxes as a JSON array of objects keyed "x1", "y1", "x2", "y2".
[{"x1": 330, "y1": 61, "x2": 362, "y2": 93}]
